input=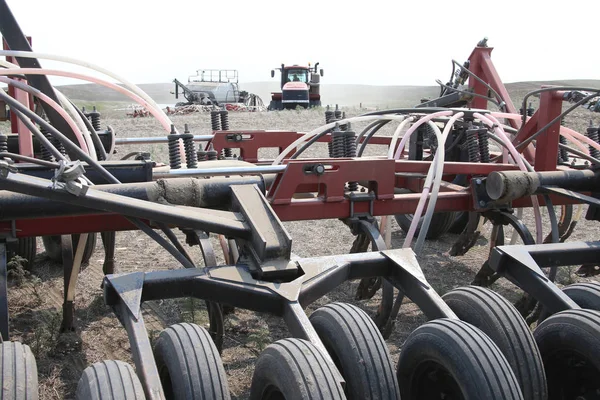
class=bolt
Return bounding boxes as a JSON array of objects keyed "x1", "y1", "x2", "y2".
[
  {"x1": 479, "y1": 200, "x2": 486, "y2": 207},
  {"x1": 312, "y1": 164, "x2": 325, "y2": 175},
  {"x1": 475, "y1": 179, "x2": 482, "y2": 185}
]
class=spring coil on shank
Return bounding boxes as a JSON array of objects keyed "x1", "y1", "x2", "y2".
[
  {"x1": 466, "y1": 128, "x2": 480, "y2": 162},
  {"x1": 210, "y1": 110, "x2": 221, "y2": 131},
  {"x1": 168, "y1": 135, "x2": 181, "y2": 169},
  {"x1": 345, "y1": 125, "x2": 358, "y2": 191},
  {"x1": 89, "y1": 106, "x2": 101, "y2": 131},
  {"x1": 587, "y1": 121, "x2": 600, "y2": 160},
  {"x1": 0, "y1": 134, "x2": 7, "y2": 154},
  {"x1": 182, "y1": 124, "x2": 197, "y2": 168},
  {"x1": 331, "y1": 126, "x2": 345, "y2": 158},
  {"x1": 478, "y1": 129, "x2": 490, "y2": 163}
]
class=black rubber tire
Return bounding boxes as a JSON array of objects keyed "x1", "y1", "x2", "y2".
[
  {"x1": 539, "y1": 282, "x2": 600, "y2": 323},
  {"x1": 397, "y1": 318, "x2": 523, "y2": 400},
  {"x1": 448, "y1": 211, "x2": 469, "y2": 234},
  {"x1": 42, "y1": 233, "x2": 97, "y2": 264},
  {"x1": 309, "y1": 302, "x2": 400, "y2": 399},
  {"x1": 6, "y1": 237, "x2": 37, "y2": 270},
  {"x1": 562, "y1": 282, "x2": 600, "y2": 310},
  {"x1": 534, "y1": 309, "x2": 600, "y2": 400},
  {"x1": 153, "y1": 323, "x2": 230, "y2": 400},
  {"x1": 442, "y1": 286, "x2": 547, "y2": 400},
  {"x1": 76, "y1": 360, "x2": 145, "y2": 399},
  {"x1": 0, "y1": 341, "x2": 38, "y2": 400},
  {"x1": 249, "y1": 338, "x2": 345, "y2": 400},
  {"x1": 395, "y1": 211, "x2": 457, "y2": 240}
]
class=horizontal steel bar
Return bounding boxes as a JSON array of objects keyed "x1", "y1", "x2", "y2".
[
  {"x1": 115, "y1": 135, "x2": 213, "y2": 145},
  {"x1": 0, "y1": 172, "x2": 250, "y2": 238},
  {"x1": 153, "y1": 165, "x2": 286, "y2": 178}
]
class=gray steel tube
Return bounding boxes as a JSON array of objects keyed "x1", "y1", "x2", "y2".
[
  {"x1": 0, "y1": 175, "x2": 266, "y2": 220},
  {"x1": 115, "y1": 135, "x2": 213, "y2": 145}
]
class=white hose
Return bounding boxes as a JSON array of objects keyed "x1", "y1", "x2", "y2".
[
  {"x1": 475, "y1": 112, "x2": 543, "y2": 243},
  {"x1": 55, "y1": 89, "x2": 97, "y2": 160},
  {"x1": 273, "y1": 114, "x2": 419, "y2": 165},
  {"x1": 394, "y1": 111, "x2": 454, "y2": 160},
  {"x1": 387, "y1": 116, "x2": 413, "y2": 159},
  {"x1": 0, "y1": 50, "x2": 175, "y2": 132}
]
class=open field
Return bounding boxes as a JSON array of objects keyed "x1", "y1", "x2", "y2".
[{"x1": 2, "y1": 84, "x2": 600, "y2": 399}]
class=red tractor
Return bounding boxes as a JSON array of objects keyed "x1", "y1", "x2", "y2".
[{"x1": 268, "y1": 63, "x2": 323, "y2": 110}]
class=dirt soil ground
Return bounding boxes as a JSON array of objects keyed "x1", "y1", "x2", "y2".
[{"x1": 4, "y1": 100, "x2": 600, "y2": 399}]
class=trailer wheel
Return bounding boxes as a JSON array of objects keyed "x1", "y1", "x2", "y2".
[
  {"x1": 394, "y1": 188, "x2": 456, "y2": 239},
  {"x1": 42, "y1": 233, "x2": 97, "y2": 265},
  {"x1": 309, "y1": 302, "x2": 400, "y2": 400},
  {"x1": 443, "y1": 286, "x2": 547, "y2": 400},
  {"x1": 0, "y1": 341, "x2": 38, "y2": 400},
  {"x1": 397, "y1": 319, "x2": 523, "y2": 400},
  {"x1": 6, "y1": 237, "x2": 37, "y2": 270},
  {"x1": 395, "y1": 212, "x2": 457, "y2": 239},
  {"x1": 76, "y1": 360, "x2": 144, "y2": 400},
  {"x1": 153, "y1": 323, "x2": 230, "y2": 400},
  {"x1": 538, "y1": 282, "x2": 600, "y2": 323},
  {"x1": 249, "y1": 338, "x2": 345, "y2": 400},
  {"x1": 534, "y1": 309, "x2": 600, "y2": 399}
]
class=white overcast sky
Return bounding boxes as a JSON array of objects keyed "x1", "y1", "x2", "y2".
[{"x1": 4, "y1": 0, "x2": 599, "y2": 87}]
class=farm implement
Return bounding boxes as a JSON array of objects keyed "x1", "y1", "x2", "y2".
[{"x1": 1, "y1": 1, "x2": 600, "y2": 398}]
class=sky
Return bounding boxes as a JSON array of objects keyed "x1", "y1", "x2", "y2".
[{"x1": 3, "y1": 0, "x2": 599, "y2": 87}]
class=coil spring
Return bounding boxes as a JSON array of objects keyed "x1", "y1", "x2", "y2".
[
  {"x1": 478, "y1": 129, "x2": 490, "y2": 163},
  {"x1": 327, "y1": 141, "x2": 333, "y2": 157},
  {"x1": 39, "y1": 130, "x2": 53, "y2": 161},
  {"x1": 0, "y1": 134, "x2": 7, "y2": 154},
  {"x1": 587, "y1": 122, "x2": 600, "y2": 160},
  {"x1": 182, "y1": 132, "x2": 197, "y2": 168},
  {"x1": 325, "y1": 105, "x2": 333, "y2": 124},
  {"x1": 558, "y1": 135, "x2": 568, "y2": 163},
  {"x1": 334, "y1": 104, "x2": 342, "y2": 120},
  {"x1": 220, "y1": 110, "x2": 230, "y2": 130},
  {"x1": 168, "y1": 134, "x2": 182, "y2": 169},
  {"x1": 89, "y1": 106, "x2": 101, "y2": 131},
  {"x1": 207, "y1": 144, "x2": 218, "y2": 161},
  {"x1": 345, "y1": 126, "x2": 358, "y2": 191},
  {"x1": 466, "y1": 128, "x2": 480, "y2": 162},
  {"x1": 40, "y1": 125, "x2": 65, "y2": 156},
  {"x1": 332, "y1": 127, "x2": 345, "y2": 158},
  {"x1": 210, "y1": 110, "x2": 221, "y2": 131},
  {"x1": 340, "y1": 111, "x2": 347, "y2": 131},
  {"x1": 197, "y1": 148, "x2": 207, "y2": 162}
]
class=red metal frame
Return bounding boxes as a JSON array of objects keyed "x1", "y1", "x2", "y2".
[
  {"x1": 467, "y1": 46, "x2": 569, "y2": 171},
  {"x1": 3, "y1": 37, "x2": 35, "y2": 158},
  {"x1": 0, "y1": 44, "x2": 588, "y2": 239}
]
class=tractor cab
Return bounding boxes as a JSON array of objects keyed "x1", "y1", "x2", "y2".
[
  {"x1": 268, "y1": 63, "x2": 324, "y2": 110},
  {"x1": 283, "y1": 67, "x2": 309, "y2": 83}
]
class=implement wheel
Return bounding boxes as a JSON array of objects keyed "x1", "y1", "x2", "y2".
[
  {"x1": 249, "y1": 338, "x2": 344, "y2": 400},
  {"x1": 76, "y1": 360, "x2": 144, "y2": 399},
  {"x1": 443, "y1": 286, "x2": 547, "y2": 400},
  {"x1": 0, "y1": 341, "x2": 38, "y2": 399},
  {"x1": 397, "y1": 319, "x2": 523, "y2": 399},
  {"x1": 153, "y1": 323, "x2": 230, "y2": 400},
  {"x1": 534, "y1": 309, "x2": 600, "y2": 399},
  {"x1": 310, "y1": 302, "x2": 400, "y2": 399}
]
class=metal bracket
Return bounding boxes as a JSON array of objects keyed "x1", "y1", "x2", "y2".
[
  {"x1": 347, "y1": 191, "x2": 375, "y2": 219},
  {"x1": 104, "y1": 272, "x2": 145, "y2": 320}
]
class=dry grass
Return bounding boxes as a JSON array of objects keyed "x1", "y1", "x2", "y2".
[{"x1": 3, "y1": 95, "x2": 600, "y2": 399}]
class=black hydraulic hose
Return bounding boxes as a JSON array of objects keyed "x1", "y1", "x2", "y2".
[
  {"x1": 451, "y1": 59, "x2": 504, "y2": 110},
  {"x1": 0, "y1": 90, "x2": 119, "y2": 184},
  {"x1": 519, "y1": 86, "x2": 600, "y2": 130},
  {"x1": 0, "y1": 152, "x2": 59, "y2": 168},
  {"x1": 436, "y1": 80, "x2": 502, "y2": 108},
  {"x1": 8, "y1": 108, "x2": 67, "y2": 162},
  {"x1": 70, "y1": 100, "x2": 108, "y2": 161},
  {"x1": 515, "y1": 92, "x2": 600, "y2": 151},
  {"x1": 358, "y1": 121, "x2": 387, "y2": 157},
  {"x1": 2, "y1": 90, "x2": 195, "y2": 268}
]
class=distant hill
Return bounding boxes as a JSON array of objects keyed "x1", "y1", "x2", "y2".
[{"x1": 56, "y1": 80, "x2": 600, "y2": 109}]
